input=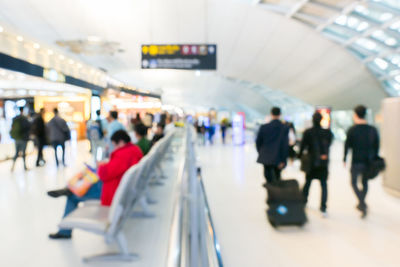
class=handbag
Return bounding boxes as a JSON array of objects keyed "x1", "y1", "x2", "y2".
[
  {"x1": 364, "y1": 156, "x2": 386, "y2": 180},
  {"x1": 363, "y1": 128, "x2": 385, "y2": 180},
  {"x1": 67, "y1": 164, "x2": 99, "y2": 197},
  {"x1": 300, "y1": 153, "x2": 311, "y2": 173}
]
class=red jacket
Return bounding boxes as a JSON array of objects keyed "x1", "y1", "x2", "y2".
[{"x1": 97, "y1": 143, "x2": 143, "y2": 206}]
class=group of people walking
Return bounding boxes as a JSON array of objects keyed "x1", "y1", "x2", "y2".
[
  {"x1": 10, "y1": 107, "x2": 70, "y2": 171},
  {"x1": 256, "y1": 105, "x2": 380, "y2": 218}
]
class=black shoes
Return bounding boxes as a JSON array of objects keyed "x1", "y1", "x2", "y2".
[
  {"x1": 356, "y1": 203, "x2": 368, "y2": 219},
  {"x1": 49, "y1": 232, "x2": 71, "y2": 239},
  {"x1": 47, "y1": 188, "x2": 72, "y2": 198}
]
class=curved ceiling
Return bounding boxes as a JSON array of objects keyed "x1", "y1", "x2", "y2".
[{"x1": 0, "y1": 0, "x2": 388, "y2": 118}]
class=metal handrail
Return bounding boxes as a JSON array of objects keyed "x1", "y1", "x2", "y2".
[{"x1": 166, "y1": 126, "x2": 223, "y2": 267}]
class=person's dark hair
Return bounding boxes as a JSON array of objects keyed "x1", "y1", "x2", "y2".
[
  {"x1": 134, "y1": 123, "x2": 148, "y2": 137},
  {"x1": 312, "y1": 112, "x2": 323, "y2": 127},
  {"x1": 110, "y1": 111, "x2": 118, "y2": 120},
  {"x1": 354, "y1": 105, "x2": 367, "y2": 119},
  {"x1": 271, "y1": 107, "x2": 281, "y2": 116},
  {"x1": 111, "y1": 130, "x2": 131, "y2": 144},
  {"x1": 96, "y1": 110, "x2": 101, "y2": 116},
  {"x1": 157, "y1": 123, "x2": 165, "y2": 130},
  {"x1": 19, "y1": 107, "x2": 24, "y2": 113},
  {"x1": 53, "y1": 108, "x2": 59, "y2": 114}
]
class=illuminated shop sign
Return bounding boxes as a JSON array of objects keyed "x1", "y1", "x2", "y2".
[
  {"x1": 141, "y1": 44, "x2": 217, "y2": 70},
  {"x1": 43, "y1": 68, "x2": 66, "y2": 83}
]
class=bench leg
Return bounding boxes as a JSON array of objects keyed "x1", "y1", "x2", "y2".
[
  {"x1": 83, "y1": 233, "x2": 139, "y2": 262},
  {"x1": 131, "y1": 195, "x2": 156, "y2": 218}
]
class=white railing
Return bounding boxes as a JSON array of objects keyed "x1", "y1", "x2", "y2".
[{"x1": 167, "y1": 126, "x2": 224, "y2": 267}]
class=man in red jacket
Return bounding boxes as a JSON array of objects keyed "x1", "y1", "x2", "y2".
[{"x1": 49, "y1": 130, "x2": 143, "y2": 239}]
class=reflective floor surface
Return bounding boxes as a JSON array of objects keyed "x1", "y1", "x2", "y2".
[
  {"x1": 198, "y1": 141, "x2": 400, "y2": 267},
  {"x1": 0, "y1": 141, "x2": 180, "y2": 267}
]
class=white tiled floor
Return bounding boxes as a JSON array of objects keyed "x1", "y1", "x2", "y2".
[
  {"x1": 0, "y1": 140, "x2": 181, "y2": 267},
  {"x1": 197, "y1": 141, "x2": 400, "y2": 267}
]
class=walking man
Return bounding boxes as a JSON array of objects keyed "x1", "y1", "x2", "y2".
[
  {"x1": 48, "y1": 108, "x2": 70, "y2": 167},
  {"x1": 256, "y1": 107, "x2": 289, "y2": 185},
  {"x1": 344, "y1": 105, "x2": 379, "y2": 218},
  {"x1": 10, "y1": 106, "x2": 31, "y2": 171},
  {"x1": 31, "y1": 108, "x2": 47, "y2": 167}
]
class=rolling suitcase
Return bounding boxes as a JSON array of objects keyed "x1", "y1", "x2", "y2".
[{"x1": 266, "y1": 179, "x2": 307, "y2": 227}]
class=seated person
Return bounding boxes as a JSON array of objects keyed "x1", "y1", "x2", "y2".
[
  {"x1": 151, "y1": 123, "x2": 165, "y2": 147},
  {"x1": 48, "y1": 130, "x2": 143, "y2": 239},
  {"x1": 134, "y1": 123, "x2": 151, "y2": 156}
]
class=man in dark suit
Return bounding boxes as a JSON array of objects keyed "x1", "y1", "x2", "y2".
[{"x1": 256, "y1": 107, "x2": 289, "y2": 184}]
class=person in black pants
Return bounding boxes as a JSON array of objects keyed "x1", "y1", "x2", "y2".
[
  {"x1": 256, "y1": 107, "x2": 289, "y2": 184},
  {"x1": 344, "y1": 105, "x2": 379, "y2": 218},
  {"x1": 299, "y1": 112, "x2": 333, "y2": 216},
  {"x1": 31, "y1": 108, "x2": 47, "y2": 167}
]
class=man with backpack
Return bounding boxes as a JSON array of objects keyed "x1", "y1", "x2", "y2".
[
  {"x1": 87, "y1": 110, "x2": 105, "y2": 162},
  {"x1": 10, "y1": 106, "x2": 31, "y2": 171},
  {"x1": 344, "y1": 105, "x2": 380, "y2": 218},
  {"x1": 256, "y1": 107, "x2": 289, "y2": 185}
]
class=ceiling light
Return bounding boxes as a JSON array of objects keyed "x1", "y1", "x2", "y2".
[
  {"x1": 16, "y1": 36, "x2": 23, "y2": 42},
  {"x1": 355, "y1": 5, "x2": 367, "y2": 14},
  {"x1": 381, "y1": 13, "x2": 393, "y2": 21},
  {"x1": 88, "y1": 36, "x2": 101, "y2": 42},
  {"x1": 195, "y1": 70, "x2": 201, "y2": 76},
  {"x1": 335, "y1": 15, "x2": 347, "y2": 26},
  {"x1": 59, "y1": 55, "x2": 65, "y2": 60},
  {"x1": 17, "y1": 89, "x2": 27, "y2": 96},
  {"x1": 374, "y1": 58, "x2": 388, "y2": 70},
  {"x1": 47, "y1": 49, "x2": 54, "y2": 55},
  {"x1": 385, "y1": 38, "x2": 397, "y2": 46},
  {"x1": 77, "y1": 63, "x2": 82, "y2": 68},
  {"x1": 357, "y1": 22, "x2": 369, "y2": 32},
  {"x1": 347, "y1": 17, "x2": 359, "y2": 28},
  {"x1": 33, "y1": 43, "x2": 40, "y2": 49},
  {"x1": 68, "y1": 59, "x2": 74, "y2": 65},
  {"x1": 0, "y1": 26, "x2": 3, "y2": 33}
]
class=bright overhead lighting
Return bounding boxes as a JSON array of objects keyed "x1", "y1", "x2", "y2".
[
  {"x1": 374, "y1": 58, "x2": 388, "y2": 70},
  {"x1": 68, "y1": 59, "x2": 74, "y2": 65},
  {"x1": 87, "y1": 36, "x2": 101, "y2": 42},
  {"x1": 33, "y1": 43, "x2": 40, "y2": 49},
  {"x1": 347, "y1": 17, "x2": 359, "y2": 28},
  {"x1": 0, "y1": 26, "x2": 3, "y2": 33},
  {"x1": 355, "y1": 5, "x2": 368, "y2": 14},
  {"x1": 195, "y1": 70, "x2": 201, "y2": 76},
  {"x1": 47, "y1": 50, "x2": 54, "y2": 55},
  {"x1": 357, "y1": 22, "x2": 369, "y2": 32},
  {"x1": 356, "y1": 38, "x2": 377, "y2": 51},
  {"x1": 17, "y1": 89, "x2": 27, "y2": 96},
  {"x1": 16, "y1": 36, "x2": 23, "y2": 42},
  {"x1": 335, "y1": 15, "x2": 347, "y2": 26},
  {"x1": 385, "y1": 38, "x2": 397, "y2": 46},
  {"x1": 77, "y1": 63, "x2": 82, "y2": 68},
  {"x1": 380, "y1": 13, "x2": 393, "y2": 22},
  {"x1": 59, "y1": 55, "x2": 65, "y2": 60}
]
